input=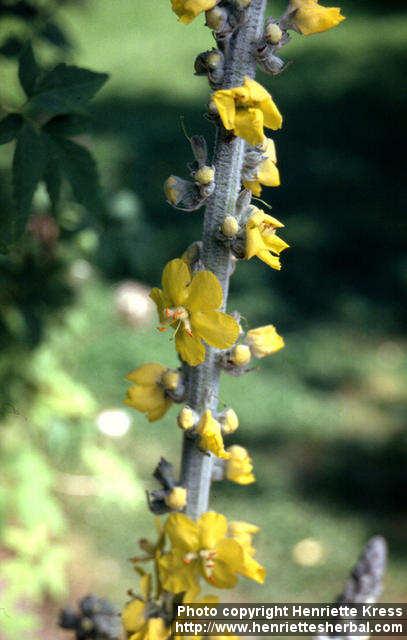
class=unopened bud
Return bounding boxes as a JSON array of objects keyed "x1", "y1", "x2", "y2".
[
  {"x1": 222, "y1": 215, "x2": 239, "y2": 238},
  {"x1": 164, "y1": 176, "x2": 180, "y2": 205},
  {"x1": 220, "y1": 408, "x2": 239, "y2": 434},
  {"x1": 161, "y1": 369, "x2": 180, "y2": 391},
  {"x1": 231, "y1": 344, "x2": 251, "y2": 366},
  {"x1": 164, "y1": 486, "x2": 187, "y2": 511},
  {"x1": 266, "y1": 22, "x2": 283, "y2": 44},
  {"x1": 207, "y1": 50, "x2": 222, "y2": 70},
  {"x1": 205, "y1": 6, "x2": 228, "y2": 32},
  {"x1": 195, "y1": 166, "x2": 215, "y2": 185},
  {"x1": 177, "y1": 406, "x2": 197, "y2": 430}
]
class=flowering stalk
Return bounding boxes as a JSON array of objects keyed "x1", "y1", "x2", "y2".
[{"x1": 181, "y1": 0, "x2": 268, "y2": 520}]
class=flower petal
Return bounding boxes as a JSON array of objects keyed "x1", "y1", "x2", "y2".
[
  {"x1": 122, "y1": 599, "x2": 146, "y2": 633},
  {"x1": 126, "y1": 363, "x2": 166, "y2": 385},
  {"x1": 162, "y1": 258, "x2": 191, "y2": 307},
  {"x1": 186, "y1": 270, "x2": 223, "y2": 312},
  {"x1": 261, "y1": 95, "x2": 283, "y2": 130},
  {"x1": 175, "y1": 328, "x2": 206, "y2": 366},
  {"x1": 213, "y1": 89, "x2": 236, "y2": 130},
  {"x1": 165, "y1": 513, "x2": 200, "y2": 551},
  {"x1": 191, "y1": 310, "x2": 239, "y2": 350},
  {"x1": 238, "y1": 551, "x2": 266, "y2": 584},
  {"x1": 159, "y1": 549, "x2": 199, "y2": 594},
  {"x1": 233, "y1": 107, "x2": 264, "y2": 146},
  {"x1": 243, "y1": 179, "x2": 262, "y2": 196},
  {"x1": 210, "y1": 538, "x2": 242, "y2": 588},
  {"x1": 245, "y1": 225, "x2": 265, "y2": 260},
  {"x1": 125, "y1": 384, "x2": 171, "y2": 422},
  {"x1": 199, "y1": 512, "x2": 228, "y2": 549}
]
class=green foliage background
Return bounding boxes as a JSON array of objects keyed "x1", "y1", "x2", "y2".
[{"x1": 0, "y1": 0, "x2": 406, "y2": 638}]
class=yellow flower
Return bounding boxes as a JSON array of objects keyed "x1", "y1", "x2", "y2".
[
  {"x1": 246, "y1": 324, "x2": 285, "y2": 358},
  {"x1": 219, "y1": 408, "x2": 239, "y2": 435},
  {"x1": 228, "y1": 520, "x2": 265, "y2": 584},
  {"x1": 245, "y1": 207, "x2": 289, "y2": 270},
  {"x1": 289, "y1": 0, "x2": 345, "y2": 35},
  {"x1": 171, "y1": 0, "x2": 218, "y2": 24},
  {"x1": 213, "y1": 77, "x2": 282, "y2": 146},
  {"x1": 243, "y1": 138, "x2": 280, "y2": 196},
  {"x1": 226, "y1": 445, "x2": 255, "y2": 484},
  {"x1": 159, "y1": 511, "x2": 260, "y2": 593},
  {"x1": 122, "y1": 575, "x2": 170, "y2": 640},
  {"x1": 197, "y1": 410, "x2": 230, "y2": 459},
  {"x1": 150, "y1": 259, "x2": 239, "y2": 366},
  {"x1": 125, "y1": 363, "x2": 172, "y2": 422}
]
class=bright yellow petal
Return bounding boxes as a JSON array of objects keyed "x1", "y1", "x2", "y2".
[
  {"x1": 246, "y1": 324, "x2": 285, "y2": 358},
  {"x1": 126, "y1": 363, "x2": 166, "y2": 385},
  {"x1": 159, "y1": 549, "x2": 199, "y2": 593},
  {"x1": 213, "y1": 89, "x2": 236, "y2": 130},
  {"x1": 263, "y1": 233, "x2": 289, "y2": 254},
  {"x1": 122, "y1": 599, "x2": 146, "y2": 634},
  {"x1": 291, "y1": 0, "x2": 345, "y2": 35},
  {"x1": 234, "y1": 107, "x2": 264, "y2": 146},
  {"x1": 198, "y1": 512, "x2": 228, "y2": 549},
  {"x1": 257, "y1": 157, "x2": 280, "y2": 187},
  {"x1": 226, "y1": 445, "x2": 255, "y2": 485},
  {"x1": 261, "y1": 95, "x2": 283, "y2": 130},
  {"x1": 245, "y1": 225, "x2": 266, "y2": 260},
  {"x1": 175, "y1": 328, "x2": 206, "y2": 366},
  {"x1": 162, "y1": 258, "x2": 191, "y2": 307},
  {"x1": 186, "y1": 270, "x2": 223, "y2": 312},
  {"x1": 125, "y1": 384, "x2": 171, "y2": 422},
  {"x1": 243, "y1": 77, "x2": 271, "y2": 103},
  {"x1": 191, "y1": 310, "x2": 239, "y2": 350},
  {"x1": 258, "y1": 249, "x2": 282, "y2": 270},
  {"x1": 198, "y1": 410, "x2": 230, "y2": 459},
  {"x1": 165, "y1": 513, "x2": 199, "y2": 551},
  {"x1": 144, "y1": 618, "x2": 170, "y2": 640},
  {"x1": 210, "y1": 538, "x2": 242, "y2": 588},
  {"x1": 239, "y1": 550, "x2": 266, "y2": 583},
  {"x1": 243, "y1": 180, "x2": 262, "y2": 197}
]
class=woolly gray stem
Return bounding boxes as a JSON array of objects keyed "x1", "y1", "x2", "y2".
[{"x1": 181, "y1": 0, "x2": 267, "y2": 520}]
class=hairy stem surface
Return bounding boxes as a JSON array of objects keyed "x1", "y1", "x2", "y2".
[{"x1": 181, "y1": 0, "x2": 267, "y2": 519}]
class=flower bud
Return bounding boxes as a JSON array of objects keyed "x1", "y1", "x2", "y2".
[
  {"x1": 246, "y1": 324, "x2": 285, "y2": 358},
  {"x1": 230, "y1": 344, "x2": 251, "y2": 366},
  {"x1": 194, "y1": 166, "x2": 215, "y2": 185},
  {"x1": 221, "y1": 215, "x2": 239, "y2": 238},
  {"x1": 161, "y1": 369, "x2": 180, "y2": 391},
  {"x1": 226, "y1": 445, "x2": 255, "y2": 484},
  {"x1": 164, "y1": 486, "x2": 187, "y2": 511},
  {"x1": 266, "y1": 22, "x2": 283, "y2": 44},
  {"x1": 164, "y1": 176, "x2": 179, "y2": 205},
  {"x1": 205, "y1": 6, "x2": 228, "y2": 32},
  {"x1": 219, "y1": 408, "x2": 239, "y2": 434},
  {"x1": 177, "y1": 406, "x2": 197, "y2": 430}
]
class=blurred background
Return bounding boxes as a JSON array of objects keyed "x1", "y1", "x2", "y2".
[{"x1": 0, "y1": 0, "x2": 406, "y2": 638}]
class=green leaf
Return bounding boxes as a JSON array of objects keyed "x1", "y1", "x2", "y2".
[
  {"x1": 43, "y1": 113, "x2": 91, "y2": 136},
  {"x1": 12, "y1": 123, "x2": 47, "y2": 238},
  {"x1": 18, "y1": 42, "x2": 40, "y2": 97},
  {"x1": 0, "y1": 113, "x2": 23, "y2": 145},
  {"x1": 42, "y1": 136, "x2": 62, "y2": 213},
  {"x1": 28, "y1": 64, "x2": 109, "y2": 115},
  {"x1": 39, "y1": 22, "x2": 71, "y2": 51},
  {"x1": 51, "y1": 136, "x2": 104, "y2": 214}
]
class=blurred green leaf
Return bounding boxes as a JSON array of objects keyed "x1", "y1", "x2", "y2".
[
  {"x1": 39, "y1": 22, "x2": 71, "y2": 51},
  {"x1": 28, "y1": 64, "x2": 109, "y2": 115},
  {"x1": 43, "y1": 136, "x2": 62, "y2": 213},
  {"x1": 51, "y1": 136, "x2": 104, "y2": 214},
  {"x1": 18, "y1": 42, "x2": 40, "y2": 97},
  {"x1": 12, "y1": 123, "x2": 47, "y2": 239},
  {"x1": 44, "y1": 113, "x2": 91, "y2": 136},
  {"x1": 0, "y1": 113, "x2": 23, "y2": 145}
]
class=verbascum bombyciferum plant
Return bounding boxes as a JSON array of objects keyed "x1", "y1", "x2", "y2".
[{"x1": 121, "y1": 0, "x2": 346, "y2": 638}]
